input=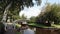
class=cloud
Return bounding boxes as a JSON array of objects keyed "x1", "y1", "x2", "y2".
[
  {"x1": 20, "y1": 0, "x2": 60, "y2": 19},
  {"x1": 19, "y1": 6, "x2": 41, "y2": 18}
]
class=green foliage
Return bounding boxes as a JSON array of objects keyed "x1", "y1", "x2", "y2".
[
  {"x1": 28, "y1": 16, "x2": 36, "y2": 23},
  {"x1": 0, "y1": 0, "x2": 41, "y2": 21},
  {"x1": 20, "y1": 14, "x2": 27, "y2": 20},
  {"x1": 36, "y1": 3, "x2": 60, "y2": 26},
  {"x1": 0, "y1": 0, "x2": 41, "y2": 12}
]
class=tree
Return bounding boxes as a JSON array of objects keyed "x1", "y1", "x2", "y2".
[
  {"x1": 0, "y1": 0, "x2": 41, "y2": 21},
  {"x1": 28, "y1": 16, "x2": 36, "y2": 23},
  {"x1": 20, "y1": 14, "x2": 27, "y2": 19},
  {"x1": 36, "y1": 3, "x2": 60, "y2": 26}
]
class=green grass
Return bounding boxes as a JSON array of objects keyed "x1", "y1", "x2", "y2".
[
  {"x1": 28, "y1": 23, "x2": 60, "y2": 28},
  {"x1": 52, "y1": 24, "x2": 60, "y2": 28},
  {"x1": 28, "y1": 23, "x2": 51, "y2": 28}
]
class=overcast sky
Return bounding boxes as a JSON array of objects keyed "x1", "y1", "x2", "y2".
[{"x1": 19, "y1": 0, "x2": 60, "y2": 18}]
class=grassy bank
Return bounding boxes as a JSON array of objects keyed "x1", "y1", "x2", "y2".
[{"x1": 28, "y1": 23, "x2": 60, "y2": 28}]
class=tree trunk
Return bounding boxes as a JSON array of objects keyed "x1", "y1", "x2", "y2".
[{"x1": 1, "y1": 2, "x2": 12, "y2": 22}]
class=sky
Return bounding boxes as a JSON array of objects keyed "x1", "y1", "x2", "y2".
[{"x1": 20, "y1": 0, "x2": 60, "y2": 18}]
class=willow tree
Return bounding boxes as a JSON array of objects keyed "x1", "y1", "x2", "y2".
[{"x1": 0, "y1": 0, "x2": 41, "y2": 21}]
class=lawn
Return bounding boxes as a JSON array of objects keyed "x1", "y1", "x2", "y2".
[
  {"x1": 52, "y1": 24, "x2": 60, "y2": 28},
  {"x1": 28, "y1": 23, "x2": 51, "y2": 28},
  {"x1": 28, "y1": 23, "x2": 60, "y2": 28}
]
